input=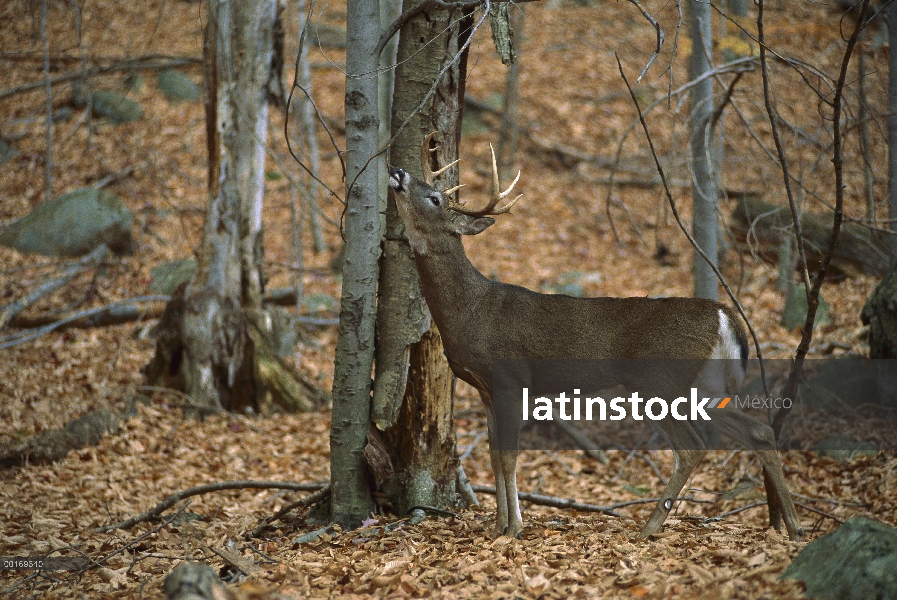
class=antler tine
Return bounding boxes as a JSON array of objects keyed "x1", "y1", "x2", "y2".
[
  {"x1": 420, "y1": 131, "x2": 459, "y2": 186},
  {"x1": 449, "y1": 143, "x2": 522, "y2": 216}
]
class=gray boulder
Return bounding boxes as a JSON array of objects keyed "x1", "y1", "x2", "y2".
[
  {"x1": 149, "y1": 259, "x2": 196, "y2": 294},
  {"x1": 90, "y1": 90, "x2": 143, "y2": 123},
  {"x1": 781, "y1": 518, "x2": 897, "y2": 600},
  {"x1": 156, "y1": 69, "x2": 200, "y2": 102},
  {"x1": 0, "y1": 188, "x2": 132, "y2": 256}
]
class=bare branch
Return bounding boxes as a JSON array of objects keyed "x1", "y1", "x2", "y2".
[
  {"x1": 614, "y1": 53, "x2": 770, "y2": 401},
  {"x1": 773, "y1": 0, "x2": 872, "y2": 439}
]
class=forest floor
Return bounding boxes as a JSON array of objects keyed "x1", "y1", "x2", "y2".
[{"x1": 1, "y1": 0, "x2": 896, "y2": 598}]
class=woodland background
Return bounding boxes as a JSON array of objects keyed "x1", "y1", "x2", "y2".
[{"x1": 0, "y1": 0, "x2": 896, "y2": 597}]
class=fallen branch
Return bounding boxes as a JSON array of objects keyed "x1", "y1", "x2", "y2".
[
  {"x1": 245, "y1": 485, "x2": 332, "y2": 538},
  {"x1": 10, "y1": 301, "x2": 165, "y2": 331},
  {"x1": 3, "y1": 290, "x2": 338, "y2": 344},
  {"x1": 96, "y1": 480, "x2": 329, "y2": 533},
  {"x1": 0, "y1": 56, "x2": 201, "y2": 101},
  {"x1": 470, "y1": 486, "x2": 713, "y2": 518},
  {"x1": 0, "y1": 244, "x2": 109, "y2": 330},
  {"x1": 0, "y1": 295, "x2": 169, "y2": 349}
]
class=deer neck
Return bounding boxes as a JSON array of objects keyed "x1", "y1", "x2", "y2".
[{"x1": 412, "y1": 234, "x2": 489, "y2": 330}]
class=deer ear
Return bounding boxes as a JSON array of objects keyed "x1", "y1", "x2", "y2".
[{"x1": 452, "y1": 214, "x2": 495, "y2": 236}]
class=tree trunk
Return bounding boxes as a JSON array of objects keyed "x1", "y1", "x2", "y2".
[
  {"x1": 144, "y1": 0, "x2": 319, "y2": 415},
  {"x1": 329, "y1": 0, "x2": 381, "y2": 528},
  {"x1": 371, "y1": 0, "x2": 469, "y2": 516},
  {"x1": 885, "y1": 3, "x2": 897, "y2": 264},
  {"x1": 688, "y1": 0, "x2": 719, "y2": 300}
]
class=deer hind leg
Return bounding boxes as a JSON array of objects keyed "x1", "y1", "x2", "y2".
[
  {"x1": 640, "y1": 421, "x2": 706, "y2": 538},
  {"x1": 711, "y1": 406, "x2": 804, "y2": 541}
]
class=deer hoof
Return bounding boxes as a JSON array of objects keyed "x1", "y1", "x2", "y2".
[{"x1": 506, "y1": 524, "x2": 524, "y2": 539}]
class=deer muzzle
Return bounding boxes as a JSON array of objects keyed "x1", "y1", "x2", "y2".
[{"x1": 388, "y1": 168, "x2": 407, "y2": 193}]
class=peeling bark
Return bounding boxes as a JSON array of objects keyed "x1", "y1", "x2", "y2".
[
  {"x1": 371, "y1": 0, "x2": 470, "y2": 515},
  {"x1": 144, "y1": 0, "x2": 320, "y2": 414}
]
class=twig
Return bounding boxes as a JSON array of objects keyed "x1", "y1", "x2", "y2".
[
  {"x1": 459, "y1": 430, "x2": 486, "y2": 461},
  {"x1": 708, "y1": 501, "x2": 767, "y2": 521},
  {"x1": 96, "y1": 481, "x2": 329, "y2": 532},
  {"x1": 773, "y1": 0, "x2": 871, "y2": 439},
  {"x1": 0, "y1": 244, "x2": 109, "y2": 330},
  {"x1": 792, "y1": 491, "x2": 866, "y2": 507},
  {"x1": 92, "y1": 503, "x2": 191, "y2": 569},
  {"x1": 626, "y1": 0, "x2": 664, "y2": 81},
  {"x1": 794, "y1": 502, "x2": 843, "y2": 524},
  {"x1": 245, "y1": 486, "x2": 331, "y2": 538}
]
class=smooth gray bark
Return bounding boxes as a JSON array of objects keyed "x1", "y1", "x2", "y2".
[
  {"x1": 330, "y1": 0, "x2": 381, "y2": 528},
  {"x1": 885, "y1": 3, "x2": 897, "y2": 263},
  {"x1": 295, "y1": 0, "x2": 325, "y2": 253},
  {"x1": 688, "y1": 0, "x2": 719, "y2": 300}
]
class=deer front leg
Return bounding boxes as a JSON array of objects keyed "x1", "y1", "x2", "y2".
[
  {"x1": 498, "y1": 448, "x2": 524, "y2": 538},
  {"x1": 484, "y1": 406, "x2": 510, "y2": 536},
  {"x1": 640, "y1": 419, "x2": 707, "y2": 538},
  {"x1": 640, "y1": 448, "x2": 705, "y2": 538}
]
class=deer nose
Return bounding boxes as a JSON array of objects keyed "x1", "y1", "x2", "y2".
[{"x1": 388, "y1": 168, "x2": 405, "y2": 192}]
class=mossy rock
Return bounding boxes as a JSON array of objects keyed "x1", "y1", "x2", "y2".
[
  {"x1": 156, "y1": 69, "x2": 200, "y2": 102},
  {"x1": 91, "y1": 90, "x2": 143, "y2": 123},
  {"x1": 862, "y1": 263, "x2": 897, "y2": 358},
  {"x1": 149, "y1": 258, "x2": 197, "y2": 294},
  {"x1": 811, "y1": 434, "x2": 878, "y2": 462},
  {"x1": 781, "y1": 518, "x2": 897, "y2": 600},
  {"x1": 781, "y1": 285, "x2": 830, "y2": 330},
  {"x1": 0, "y1": 188, "x2": 133, "y2": 256}
]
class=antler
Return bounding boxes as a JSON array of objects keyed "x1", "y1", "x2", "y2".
[
  {"x1": 448, "y1": 144, "x2": 522, "y2": 216},
  {"x1": 420, "y1": 131, "x2": 460, "y2": 187}
]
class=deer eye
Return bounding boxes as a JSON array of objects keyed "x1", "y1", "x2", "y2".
[{"x1": 428, "y1": 195, "x2": 441, "y2": 207}]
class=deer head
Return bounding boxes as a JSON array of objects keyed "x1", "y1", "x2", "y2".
[{"x1": 388, "y1": 132, "x2": 522, "y2": 255}]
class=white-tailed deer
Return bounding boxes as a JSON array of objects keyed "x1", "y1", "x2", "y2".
[{"x1": 387, "y1": 132, "x2": 803, "y2": 541}]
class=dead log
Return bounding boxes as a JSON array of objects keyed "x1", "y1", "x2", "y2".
[
  {"x1": 729, "y1": 196, "x2": 893, "y2": 278},
  {"x1": 0, "y1": 409, "x2": 120, "y2": 469}
]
